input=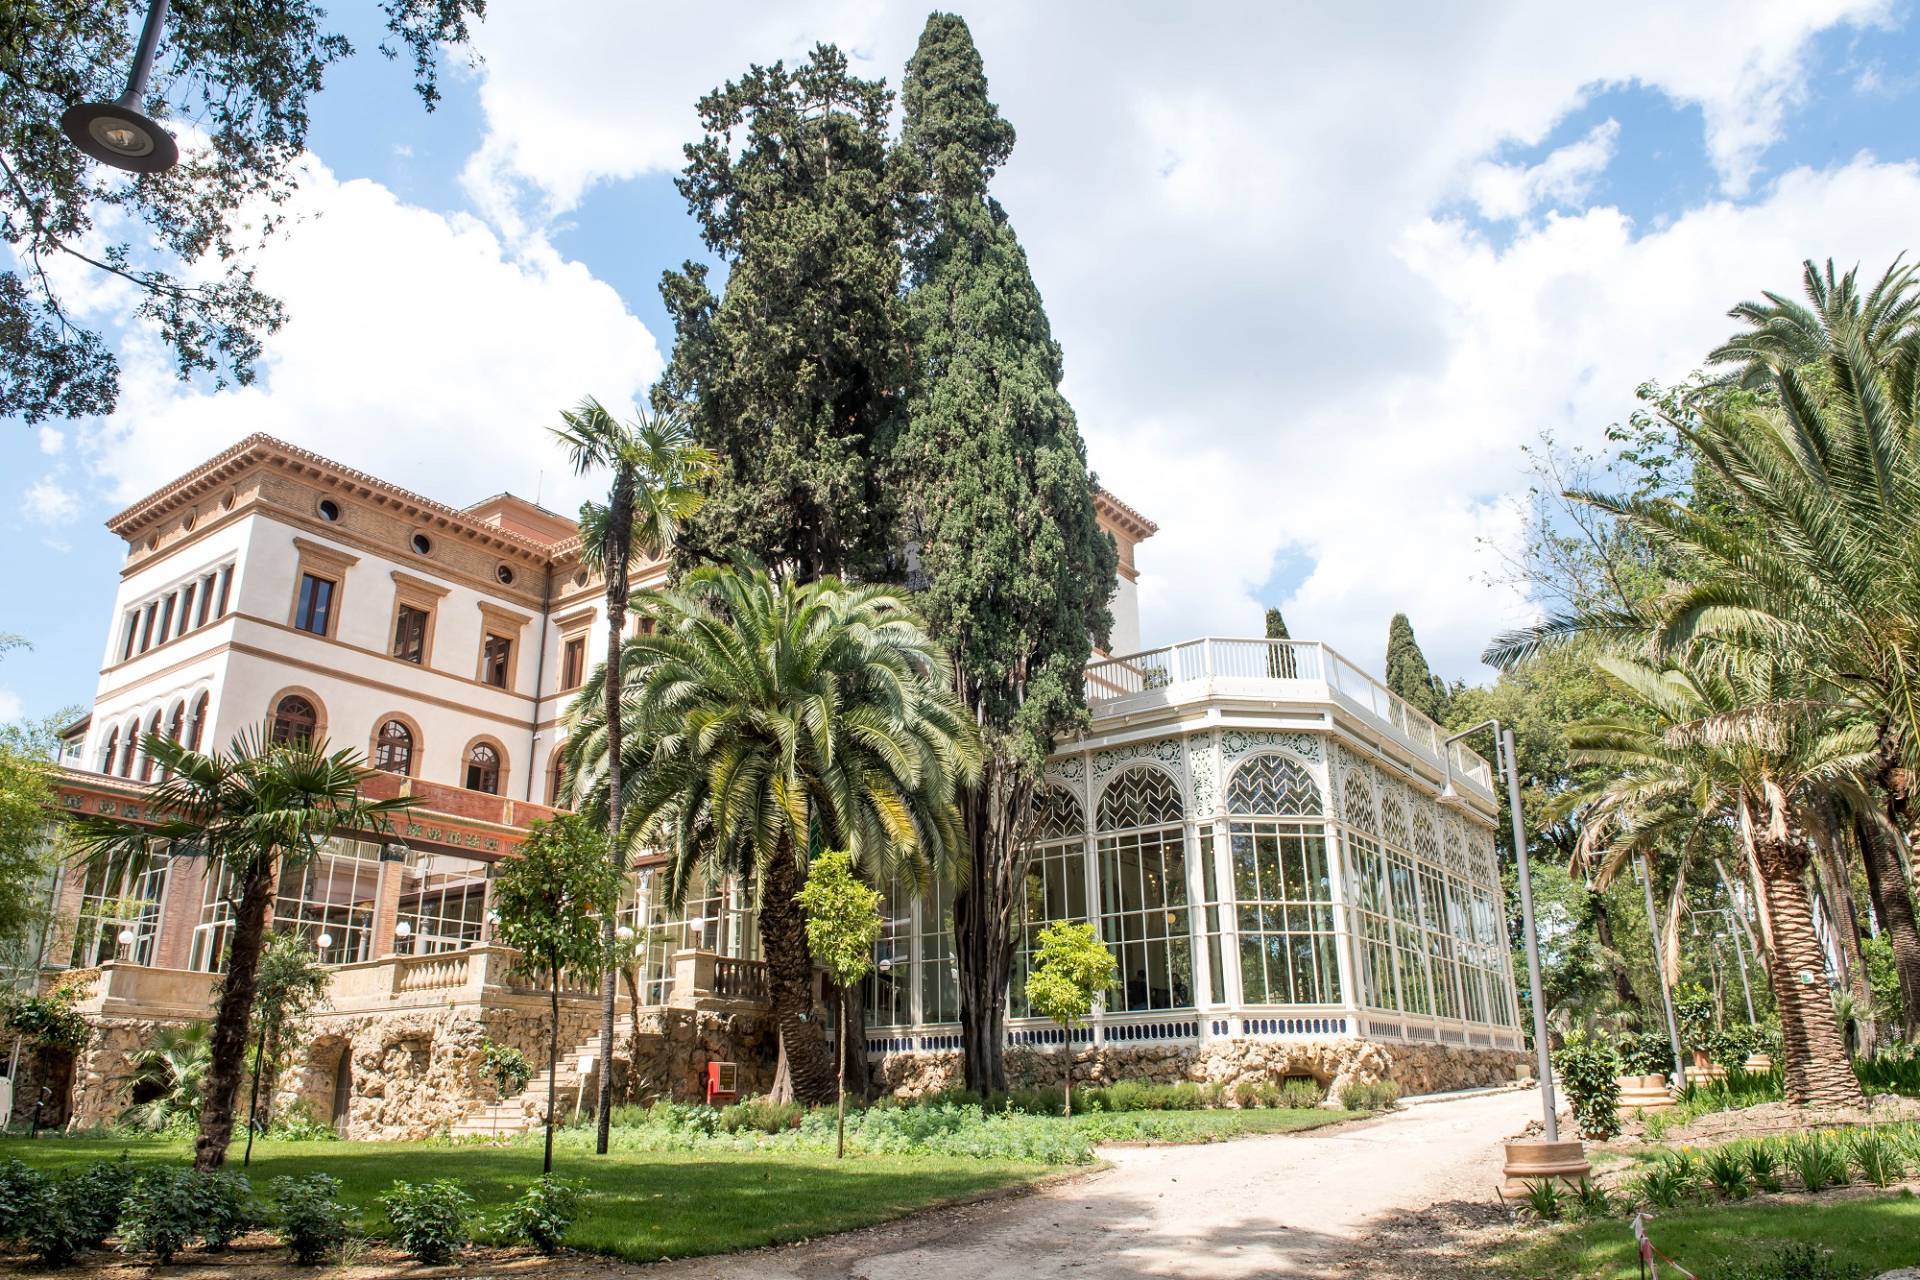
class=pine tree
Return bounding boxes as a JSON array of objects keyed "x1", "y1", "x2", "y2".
[
  {"x1": 1385, "y1": 613, "x2": 1448, "y2": 723},
  {"x1": 658, "y1": 45, "x2": 905, "y2": 582},
  {"x1": 1264, "y1": 608, "x2": 1290, "y2": 640},
  {"x1": 893, "y1": 13, "x2": 1118, "y2": 1094}
]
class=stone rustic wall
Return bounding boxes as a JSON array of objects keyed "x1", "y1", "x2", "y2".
[
  {"x1": 626, "y1": 1007, "x2": 777, "y2": 1104},
  {"x1": 66, "y1": 1016, "x2": 199, "y2": 1130},
  {"x1": 871, "y1": 1037, "x2": 1526, "y2": 1103}
]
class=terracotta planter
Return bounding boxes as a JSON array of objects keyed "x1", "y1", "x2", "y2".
[
  {"x1": 1501, "y1": 1138, "x2": 1591, "y2": 1198},
  {"x1": 1742, "y1": 1053, "x2": 1774, "y2": 1074},
  {"x1": 1616, "y1": 1073, "x2": 1674, "y2": 1118}
]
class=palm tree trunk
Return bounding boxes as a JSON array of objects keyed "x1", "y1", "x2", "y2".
[
  {"x1": 195, "y1": 858, "x2": 276, "y2": 1171},
  {"x1": 760, "y1": 848, "x2": 837, "y2": 1105},
  {"x1": 1859, "y1": 807, "x2": 1920, "y2": 1037},
  {"x1": 594, "y1": 482, "x2": 633, "y2": 1157},
  {"x1": 1753, "y1": 834, "x2": 1863, "y2": 1108},
  {"x1": 954, "y1": 759, "x2": 1025, "y2": 1095},
  {"x1": 1811, "y1": 830, "x2": 1874, "y2": 1054}
]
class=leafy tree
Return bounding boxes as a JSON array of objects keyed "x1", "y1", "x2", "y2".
[
  {"x1": 1023, "y1": 921, "x2": 1113, "y2": 1116},
  {"x1": 1384, "y1": 613, "x2": 1448, "y2": 723},
  {"x1": 0, "y1": 740, "x2": 57, "y2": 972},
  {"x1": 892, "y1": 13, "x2": 1117, "y2": 1095},
  {"x1": 658, "y1": 44, "x2": 904, "y2": 582},
  {"x1": 550, "y1": 395, "x2": 713, "y2": 1155},
  {"x1": 70, "y1": 730, "x2": 406, "y2": 1169},
  {"x1": 1264, "y1": 608, "x2": 1290, "y2": 640},
  {"x1": 240, "y1": 931, "x2": 328, "y2": 1165},
  {"x1": 794, "y1": 850, "x2": 883, "y2": 1158},
  {"x1": 1, "y1": 1, "x2": 485, "y2": 424},
  {"x1": 489, "y1": 813, "x2": 620, "y2": 1174},
  {"x1": 566, "y1": 564, "x2": 980, "y2": 1104}
]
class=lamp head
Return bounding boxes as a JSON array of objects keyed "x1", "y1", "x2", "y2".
[
  {"x1": 61, "y1": 101, "x2": 178, "y2": 173},
  {"x1": 394, "y1": 920, "x2": 412, "y2": 937},
  {"x1": 1436, "y1": 779, "x2": 1467, "y2": 810},
  {"x1": 117, "y1": 927, "x2": 136, "y2": 946},
  {"x1": 316, "y1": 931, "x2": 334, "y2": 950}
]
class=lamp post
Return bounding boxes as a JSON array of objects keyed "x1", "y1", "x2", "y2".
[
  {"x1": 61, "y1": 0, "x2": 179, "y2": 173},
  {"x1": 115, "y1": 927, "x2": 136, "y2": 963},
  {"x1": 1440, "y1": 720, "x2": 1588, "y2": 1193}
]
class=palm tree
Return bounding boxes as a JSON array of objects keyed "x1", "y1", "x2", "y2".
[
  {"x1": 567, "y1": 564, "x2": 982, "y2": 1104},
  {"x1": 72, "y1": 730, "x2": 406, "y2": 1169},
  {"x1": 1563, "y1": 653, "x2": 1868, "y2": 1106},
  {"x1": 1488, "y1": 261, "x2": 1920, "y2": 1039},
  {"x1": 122, "y1": 1023, "x2": 212, "y2": 1132},
  {"x1": 551, "y1": 395, "x2": 715, "y2": 1154}
]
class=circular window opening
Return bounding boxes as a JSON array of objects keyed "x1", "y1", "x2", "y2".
[
  {"x1": 146, "y1": 534, "x2": 159, "y2": 551},
  {"x1": 495, "y1": 563, "x2": 515, "y2": 586},
  {"x1": 221, "y1": 490, "x2": 236, "y2": 512},
  {"x1": 572, "y1": 570, "x2": 589, "y2": 588},
  {"x1": 181, "y1": 511, "x2": 196, "y2": 532},
  {"x1": 317, "y1": 498, "x2": 341, "y2": 522},
  {"x1": 410, "y1": 532, "x2": 432, "y2": 556}
]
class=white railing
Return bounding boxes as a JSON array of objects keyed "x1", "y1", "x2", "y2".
[{"x1": 1084, "y1": 638, "x2": 1494, "y2": 793}]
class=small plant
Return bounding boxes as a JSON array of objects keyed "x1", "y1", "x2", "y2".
[
  {"x1": 1721, "y1": 1241, "x2": 1867, "y2": 1280},
  {"x1": 480, "y1": 1040, "x2": 533, "y2": 1099},
  {"x1": 718, "y1": 1097, "x2": 805, "y2": 1134},
  {"x1": 1277, "y1": 1078, "x2": 1324, "y2": 1109},
  {"x1": 120, "y1": 1167, "x2": 206, "y2": 1264},
  {"x1": 1553, "y1": 1032, "x2": 1622, "y2": 1140},
  {"x1": 1338, "y1": 1079, "x2": 1400, "y2": 1112},
  {"x1": 267, "y1": 1104, "x2": 340, "y2": 1142},
  {"x1": 1703, "y1": 1144, "x2": 1753, "y2": 1200},
  {"x1": 380, "y1": 1179, "x2": 473, "y2": 1263},
  {"x1": 1232, "y1": 1079, "x2": 1277, "y2": 1109},
  {"x1": 64, "y1": 1156, "x2": 139, "y2": 1247},
  {"x1": 0, "y1": 1159, "x2": 51, "y2": 1242},
  {"x1": 272, "y1": 1174, "x2": 349, "y2": 1265},
  {"x1": 194, "y1": 1171, "x2": 255, "y2": 1250},
  {"x1": 1627, "y1": 1160, "x2": 1692, "y2": 1210},
  {"x1": 1519, "y1": 1178, "x2": 1563, "y2": 1221},
  {"x1": 25, "y1": 1183, "x2": 91, "y2": 1267},
  {"x1": 493, "y1": 1175, "x2": 581, "y2": 1255},
  {"x1": 1787, "y1": 1133, "x2": 1850, "y2": 1193},
  {"x1": 1569, "y1": 1179, "x2": 1613, "y2": 1221},
  {"x1": 1642, "y1": 1108, "x2": 1673, "y2": 1142},
  {"x1": 1848, "y1": 1127, "x2": 1903, "y2": 1187},
  {"x1": 1742, "y1": 1139, "x2": 1786, "y2": 1193}
]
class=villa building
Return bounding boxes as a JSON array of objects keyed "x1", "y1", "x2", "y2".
[{"x1": 18, "y1": 433, "x2": 1522, "y2": 1137}]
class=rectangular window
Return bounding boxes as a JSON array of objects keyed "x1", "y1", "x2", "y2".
[
  {"x1": 1097, "y1": 824, "x2": 1194, "y2": 1012},
  {"x1": 190, "y1": 838, "x2": 381, "y2": 971},
  {"x1": 393, "y1": 605, "x2": 429, "y2": 663},
  {"x1": 68, "y1": 848, "x2": 169, "y2": 968},
  {"x1": 866, "y1": 880, "x2": 914, "y2": 1027},
  {"x1": 481, "y1": 633, "x2": 512, "y2": 688},
  {"x1": 560, "y1": 635, "x2": 586, "y2": 691},
  {"x1": 177, "y1": 584, "x2": 196, "y2": 636},
  {"x1": 120, "y1": 612, "x2": 137, "y2": 661},
  {"x1": 395, "y1": 852, "x2": 489, "y2": 955},
  {"x1": 293, "y1": 573, "x2": 335, "y2": 635},
  {"x1": 916, "y1": 878, "x2": 959, "y2": 1024},
  {"x1": 215, "y1": 564, "x2": 232, "y2": 616},
  {"x1": 1228, "y1": 819, "x2": 1342, "y2": 1006},
  {"x1": 139, "y1": 603, "x2": 157, "y2": 652},
  {"x1": 157, "y1": 593, "x2": 175, "y2": 642},
  {"x1": 1010, "y1": 833, "x2": 1091, "y2": 1018},
  {"x1": 196, "y1": 574, "x2": 214, "y2": 627}
]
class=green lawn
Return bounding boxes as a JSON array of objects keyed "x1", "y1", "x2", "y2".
[
  {"x1": 1494, "y1": 1193, "x2": 1920, "y2": 1279},
  {"x1": 0, "y1": 1107, "x2": 1355, "y2": 1263}
]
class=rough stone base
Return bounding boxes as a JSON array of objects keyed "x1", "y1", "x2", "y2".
[{"x1": 870, "y1": 1037, "x2": 1527, "y2": 1102}]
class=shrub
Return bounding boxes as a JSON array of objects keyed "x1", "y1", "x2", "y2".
[
  {"x1": 1627, "y1": 1161, "x2": 1691, "y2": 1210},
  {"x1": 481, "y1": 1040, "x2": 533, "y2": 1099},
  {"x1": 1232, "y1": 1080, "x2": 1278, "y2": 1109},
  {"x1": 379, "y1": 1180, "x2": 473, "y2": 1263},
  {"x1": 1569, "y1": 1179, "x2": 1613, "y2": 1221},
  {"x1": 1848, "y1": 1128, "x2": 1903, "y2": 1187},
  {"x1": 0, "y1": 1159, "x2": 50, "y2": 1242},
  {"x1": 1102, "y1": 1081, "x2": 1208, "y2": 1112},
  {"x1": 1721, "y1": 1242, "x2": 1867, "y2": 1280},
  {"x1": 267, "y1": 1105, "x2": 340, "y2": 1142},
  {"x1": 1742, "y1": 1139, "x2": 1786, "y2": 1193},
  {"x1": 1854, "y1": 1047, "x2": 1920, "y2": 1097},
  {"x1": 1703, "y1": 1144, "x2": 1752, "y2": 1200},
  {"x1": 25, "y1": 1183, "x2": 91, "y2": 1268},
  {"x1": 1277, "y1": 1078, "x2": 1324, "y2": 1109},
  {"x1": 1338, "y1": 1079, "x2": 1399, "y2": 1112},
  {"x1": 1787, "y1": 1134, "x2": 1850, "y2": 1193},
  {"x1": 1553, "y1": 1032, "x2": 1622, "y2": 1140},
  {"x1": 271, "y1": 1174, "x2": 349, "y2": 1265},
  {"x1": 119, "y1": 1168, "x2": 205, "y2": 1263},
  {"x1": 494, "y1": 1175, "x2": 581, "y2": 1255},
  {"x1": 64, "y1": 1156, "x2": 138, "y2": 1247},
  {"x1": 718, "y1": 1098, "x2": 804, "y2": 1134},
  {"x1": 193, "y1": 1171, "x2": 255, "y2": 1250},
  {"x1": 1617, "y1": 1030, "x2": 1673, "y2": 1077}
]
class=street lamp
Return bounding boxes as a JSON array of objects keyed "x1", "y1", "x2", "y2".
[
  {"x1": 61, "y1": 0, "x2": 179, "y2": 173},
  {"x1": 1440, "y1": 719, "x2": 1588, "y2": 1193},
  {"x1": 116, "y1": 927, "x2": 136, "y2": 962}
]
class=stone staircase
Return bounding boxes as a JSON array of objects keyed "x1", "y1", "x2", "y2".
[{"x1": 449, "y1": 1019, "x2": 628, "y2": 1138}]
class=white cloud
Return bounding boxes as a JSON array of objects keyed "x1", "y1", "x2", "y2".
[
  {"x1": 0, "y1": 689, "x2": 22, "y2": 723},
  {"x1": 79, "y1": 156, "x2": 664, "y2": 516},
  {"x1": 1469, "y1": 121, "x2": 1622, "y2": 221},
  {"x1": 23, "y1": 475, "x2": 79, "y2": 525},
  {"x1": 37, "y1": 428, "x2": 64, "y2": 456}
]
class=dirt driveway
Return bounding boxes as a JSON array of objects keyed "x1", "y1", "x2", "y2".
[{"x1": 649, "y1": 1087, "x2": 1538, "y2": 1279}]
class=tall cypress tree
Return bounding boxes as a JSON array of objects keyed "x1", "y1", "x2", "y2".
[
  {"x1": 1264, "y1": 608, "x2": 1290, "y2": 640},
  {"x1": 658, "y1": 44, "x2": 905, "y2": 582},
  {"x1": 1385, "y1": 613, "x2": 1449, "y2": 723},
  {"x1": 893, "y1": 13, "x2": 1118, "y2": 1093}
]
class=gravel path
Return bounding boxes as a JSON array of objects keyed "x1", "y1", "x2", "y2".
[{"x1": 649, "y1": 1087, "x2": 1538, "y2": 1280}]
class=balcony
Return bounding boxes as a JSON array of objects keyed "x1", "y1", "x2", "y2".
[{"x1": 1084, "y1": 638, "x2": 1494, "y2": 795}]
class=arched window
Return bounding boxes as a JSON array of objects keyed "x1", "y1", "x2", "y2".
[
  {"x1": 99, "y1": 727, "x2": 119, "y2": 775},
  {"x1": 465, "y1": 742, "x2": 501, "y2": 794},
  {"x1": 1011, "y1": 785, "x2": 1089, "y2": 1018},
  {"x1": 118, "y1": 720, "x2": 140, "y2": 776},
  {"x1": 271, "y1": 695, "x2": 318, "y2": 745},
  {"x1": 546, "y1": 753, "x2": 567, "y2": 807},
  {"x1": 138, "y1": 710, "x2": 163, "y2": 781},
  {"x1": 1225, "y1": 754, "x2": 1339, "y2": 1006},
  {"x1": 166, "y1": 701, "x2": 185, "y2": 744},
  {"x1": 1095, "y1": 766, "x2": 1190, "y2": 1013},
  {"x1": 185, "y1": 692, "x2": 209, "y2": 752},
  {"x1": 373, "y1": 720, "x2": 414, "y2": 775}
]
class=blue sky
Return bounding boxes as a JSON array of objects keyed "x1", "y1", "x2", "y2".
[{"x1": 7, "y1": 1, "x2": 1920, "y2": 727}]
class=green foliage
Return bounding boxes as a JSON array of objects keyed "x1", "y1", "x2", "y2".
[
  {"x1": 266, "y1": 1106, "x2": 339, "y2": 1142},
  {"x1": 1, "y1": 0, "x2": 483, "y2": 424},
  {"x1": 270, "y1": 1173, "x2": 350, "y2": 1265},
  {"x1": 0, "y1": 743, "x2": 56, "y2": 968},
  {"x1": 0, "y1": 1158, "x2": 47, "y2": 1241},
  {"x1": 194, "y1": 1170, "x2": 257, "y2": 1250},
  {"x1": 1569, "y1": 1179, "x2": 1614, "y2": 1221},
  {"x1": 119, "y1": 1167, "x2": 208, "y2": 1263},
  {"x1": 24, "y1": 1179, "x2": 92, "y2": 1266},
  {"x1": 1618, "y1": 1030, "x2": 1674, "y2": 1076},
  {"x1": 1519, "y1": 1178, "x2": 1564, "y2": 1222},
  {"x1": 4, "y1": 974, "x2": 89, "y2": 1052},
  {"x1": 379, "y1": 1179, "x2": 473, "y2": 1263},
  {"x1": 1384, "y1": 614, "x2": 1449, "y2": 722},
  {"x1": 491, "y1": 814, "x2": 619, "y2": 984},
  {"x1": 1024, "y1": 921, "x2": 1114, "y2": 1030},
  {"x1": 1674, "y1": 982, "x2": 1717, "y2": 1051},
  {"x1": 1628, "y1": 1159, "x2": 1695, "y2": 1210},
  {"x1": 1703, "y1": 1143, "x2": 1753, "y2": 1199},
  {"x1": 480, "y1": 1040, "x2": 532, "y2": 1098},
  {"x1": 1553, "y1": 1031, "x2": 1623, "y2": 1139},
  {"x1": 1787, "y1": 1133, "x2": 1851, "y2": 1193},
  {"x1": 1721, "y1": 1243, "x2": 1867, "y2": 1280},
  {"x1": 1742, "y1": 1139, "x2": 1786, "y2": 1192},
  {"x1": 1264, "y1": 608, "x2": 1291, "y2": 641},
  {"x1": 1846, "y1": 1128, "x2": 1903, "y2": 1186},
  {"x1": 247, "y1": 931, "x2": 330, "y2": 1082},
  {"x1": 718, "y1": 1099, "x2": 805, "y2": 1134},
  {"x1": 493, "y1": 1175, "x2": 582, "y2": 1255},
  {"x1": 123, "y1": 1022, "x2": 212, "y2": 1132},
  {"x1": 1337, "y1": 1080, "x2": 1401, "y2": 1112},
  {"x1": 794, "y1": 851, "x2": 883, "y2": 989},
  {"x1": 1854, "y1": 1046, "x2": 1920, "y2": 1096}
]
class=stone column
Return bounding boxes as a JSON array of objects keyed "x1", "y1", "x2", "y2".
[
  {"x1": 151, "y1": 855, "x2": 210, "y2": 971},
  {"x1": 371, "y1": 845, "x2": 410, "y2": 958}
]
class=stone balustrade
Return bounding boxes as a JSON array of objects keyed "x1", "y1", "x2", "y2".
[{"x1": 668, "y1": 948, "x2": 772, "y2": 1009}]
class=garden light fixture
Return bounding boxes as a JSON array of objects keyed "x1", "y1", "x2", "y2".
[{"x1": 61, "y1": 0, "x2": 178, "y2": 173}]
